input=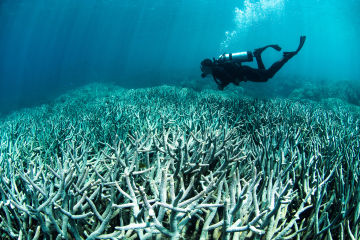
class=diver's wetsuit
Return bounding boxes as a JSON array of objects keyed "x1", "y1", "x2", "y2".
[
  {"x1": 205, "y1": 36, "x2": 306, "y2": 90},
  {"x1": 211, "y1": 56, "x2": 285, "y2": 89},
  {"x1": 210, "y1": 62, "x2": 243, "y2": 90}
]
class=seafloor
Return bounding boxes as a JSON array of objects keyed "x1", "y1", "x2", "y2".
[{"x1": 0, "y1": 83, "x2": 359, "y2": 239}]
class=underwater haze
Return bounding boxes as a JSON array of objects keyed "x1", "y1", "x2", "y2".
[
  {"x1": 1, "y1": 1, "x2": 360, "y2": 239},
  {"x1": 0, "y1": 0, "x2": 360, "y2": 114}
]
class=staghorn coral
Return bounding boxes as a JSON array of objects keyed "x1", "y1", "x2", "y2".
[
  {"x1": 289, "y1": 80, "x2": 360, "y2": 107},
  {"x1": 0, "y1": 83, "x2": 359, "y2": 239}
]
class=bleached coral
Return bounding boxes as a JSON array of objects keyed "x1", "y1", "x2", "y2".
[{"x1": 0, "y1": 84, "x2": 359, "y2": 239}]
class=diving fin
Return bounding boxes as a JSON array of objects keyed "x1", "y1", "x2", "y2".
[
  {"x1": 283, "y1": 36, "x2": 306, "y2": 57},
  {"x1": 296, "y1": 36, "x2": 306, "y2": 53},
  {"x1": 254, "y1": 44, "x2": 282, "y2": 57},
  {"x1": 271, "y1": 44, "x2": 282, "y2": 51}
]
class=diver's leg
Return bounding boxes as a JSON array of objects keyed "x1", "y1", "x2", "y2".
[
  {"x1": 266, "y1": 36, "x2": 306, "y2": 78},
  {"x1": 265, "y1": 57, "x2": 291, "y2": 78},
  {"x1": 253, "y1": 44, "x2": 282, "y2": 70},
  {"x1": 241, "y1": 66, "x2": 269, "y2": 82},
  {"x1": 254, "y1": 51, "x2": 266, "y2": 70}
]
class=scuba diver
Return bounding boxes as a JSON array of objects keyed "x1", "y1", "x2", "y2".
[{"x1": 200, "y1": 36, "x2": 306, "y2": 90}]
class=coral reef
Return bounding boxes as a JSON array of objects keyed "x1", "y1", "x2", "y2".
[
  {"x1": 0, "y1": 83, "x2": 359, "y2": 239},
  {"x1": 289, "y1": 80, "x2": 360, "y2": 106}
]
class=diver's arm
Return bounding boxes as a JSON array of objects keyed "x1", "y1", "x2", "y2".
[
  {"x1": 212, "y1": 75, "x2": 221, "y2": 85},
  {"x1": 212, "y1": 66, "x2": 233, "y2": 90},
  {"x1": 201, "y1": 72, "x2": 209, "y2": 78},
  {"x1": 217, "y1": 81, "x2": 229, "y2": 90},
  {"x1": 212, "y1": 74, "x2": 231, "y2": 90}
]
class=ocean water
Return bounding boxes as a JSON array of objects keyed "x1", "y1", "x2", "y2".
[
  {"x1": 0, "y1": 1, "x2": 360, "y2": 239},
  {"x1": 0, "y1": 0, "x2": 359, "y2": 114}
]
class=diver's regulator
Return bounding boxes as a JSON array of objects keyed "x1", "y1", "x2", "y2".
[{"x1": 216, "y1": 51, "x2": 253, "y2": 63}]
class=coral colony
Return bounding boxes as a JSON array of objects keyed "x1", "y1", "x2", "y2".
[{"x1": 0, "y1": 84, "x2": 359, "y2": 239}]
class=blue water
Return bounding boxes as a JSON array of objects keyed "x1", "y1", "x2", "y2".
[{"x1": 0, "y1": 0, "x2": 359, "y2": 114}]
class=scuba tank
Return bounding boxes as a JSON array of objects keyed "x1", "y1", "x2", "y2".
[{"x1": 217, "y1": 51, "x2": 253, "y2": 63}]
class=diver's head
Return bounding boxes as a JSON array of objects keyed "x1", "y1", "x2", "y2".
[
  {"x1": 200, "y1": 58, "x2": 214, "y2": 77},
  {"x1": 201, "y1": 58, "x2": 214, "y2": 68}
]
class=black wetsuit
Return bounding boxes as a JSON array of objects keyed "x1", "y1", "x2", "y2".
[
  {"x1": 204, "y1": 36, "x2": 306, "y2": 90},
  {"x1": 211, "y1": 61, "x2": 269, "y2": 90},
  {"x1": 210, "y1": 62, "x2": 242, "y2": 90}
]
